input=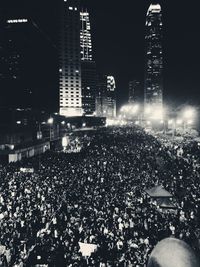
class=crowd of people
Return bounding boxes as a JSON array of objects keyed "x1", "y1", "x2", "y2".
[{"x1": 0, "y1": 126, "x2": 199, "y2": 266}]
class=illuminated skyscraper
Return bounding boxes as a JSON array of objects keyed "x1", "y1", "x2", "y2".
[
  {"x1": 80, "y1": 9, "x2": 97, "y2": 115},
  {"x1": 144, "y1": 3, "x2": 163, "y2": 110},
  {"x1": 128, "y1": 80, "x2": 142, "y2": 103},
  {"x1": 59, "y1": 0, "x2": 82, "y2": 117},
  {"x1": 96, "y1": 75, "x2": 116, "y2": 118},
  {"x1": 0, "y1": 17, "x2": 54, "y2": 109},
  {"x1": 80, "y1": 10, "x2": 92, "y2": 61}
]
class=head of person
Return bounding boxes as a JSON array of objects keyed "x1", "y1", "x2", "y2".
[{"x1": 147, "y1": 238, "x2": 199, "y2": 267}]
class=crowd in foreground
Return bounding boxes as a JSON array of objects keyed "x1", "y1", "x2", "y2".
[{"x1": 0, "y1": 126, "x2": 200, "y2": 266}]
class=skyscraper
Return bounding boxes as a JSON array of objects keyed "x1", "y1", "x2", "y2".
[
  {"x1": 59, "y1": 0, "x2": 82, "y2": 117},
  {"x1": 80, "y1": 10, "x2": 92, "y2": 61},
  {"x1": 96, "y1": 75, "x2": 116, "y2": 118},
  {"x1": 0, "y1": 16, "x2": 55, "y2": 110},
  {"x1": 80, "y1": 9, "x2": 97, "y2": 115},
  {"x1": 128, "y1": 80, "x2": 142, "y2": 104},
  {"x1": 144, "y1": 3, "x2": 163, "y2": 111}
]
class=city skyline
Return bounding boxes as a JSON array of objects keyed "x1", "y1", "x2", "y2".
[{"x1": 0, "y1": 0, "x2": 199, "y2": 112}]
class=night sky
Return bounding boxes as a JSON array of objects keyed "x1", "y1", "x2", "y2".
[{"x1": 2, "y1": 0, "x2": 200, "y2": 111}]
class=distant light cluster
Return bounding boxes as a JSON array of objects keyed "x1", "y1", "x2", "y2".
[{"x1": 7, "y1": 19, "x2": 28, "y2": 24}]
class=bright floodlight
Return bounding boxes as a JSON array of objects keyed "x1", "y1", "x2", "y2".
[
  {"x1": 144, "y1": 106, "x2": 152, "y2": 114},
  {"x1": 183, "y1": 108, "x2": 195, "y2": 119},
  {"x1": 135, "y1": 121, "x2": 139, "y2": 125},
  {"x1": 151, "y1": 106, "x2": 164, "y2": 120},
  {"x1": 61, "y1": 121, "x2": 65, "y2": 125},
  {"x1": 168, "y1": 119, "x2": 173, "y2": 125},
  {"x1": 176, "y1": 119, "x2": 183, "y2": 125},
  {"x1": 187, "y1": 120, "x2": 193, "y2": 125},
  {"x1": 131, "y1": 104, "x2": 139, "y2": 115},
  {"x1": 48, "y1": 118, "x2": 53, "y2": 124}
]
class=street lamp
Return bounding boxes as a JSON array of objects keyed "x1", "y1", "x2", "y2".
[
  {"x1": 183, "y1": 108, "x2": 195, "y2": 119},
  {"x1": 176, "y1": 119, "x2": 183, "y2": 125},
  {"x1": 48, "y1": 117, "x2": 54, "y2": 141},
  {"x1": 182, "y1": 107, "x2": 196, "y2": 133}
]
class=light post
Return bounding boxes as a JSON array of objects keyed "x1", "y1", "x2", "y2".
[
  {"x1": 48, "y1": 117, "x2": 54, "y2": 141},
  {"x1": 182, "y1": 108, "x2": 196, "y2": 134}
]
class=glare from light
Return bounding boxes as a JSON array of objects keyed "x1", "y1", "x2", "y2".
[
  {"x1": 183, "y1": 108, "x2": 195, "y2": 119},
  {"x1": 147, "y1": 121, "x2": 151, "y2": 125},
  {"x1": 61, "y1": 121, "x2": 65, "y2": 125},
  {"x1": 135, "y1": 121, "x2": 139, "y2": 125},
  {"x1": 16, "y1": 121, "x2": 21, "y2": 124},
  {"x1": 131, "y1": 104, "x2": 139, "y2": 114},
  {"x1": 144, "y1": 106, "x2": 152, "y2": 114},
  {"x1": 187, "y1": 120, "x2": 193, "y2": 125},
  {"x1": 168, "y1": 119, "x2": 173, "y2": 125},
  {"x1": 176, "y1": 119, "x2": 183, "y2": 125},
  {"x1": 48, "y1": 118, "x2": 54, "y2": 124},
  {"x1": 151, "y1": 107, "x2": 164, "y2": 120}
]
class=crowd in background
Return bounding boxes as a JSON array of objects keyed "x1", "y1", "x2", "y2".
[{"x1": 0, "y1": 126, "x2": 200, "y2": 266}]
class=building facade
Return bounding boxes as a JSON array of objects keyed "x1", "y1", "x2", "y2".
[
  {"x1": 144, "y1": 3, "x2": 163, "y2": 110},
  {"x1": 80, "y1": 10, "x2": 97, "y2": 115},
  {"x1": 96, "y1": 75, "x2": 116, "y2": 118},
  {"x1": 0, "y1": 11, "x2": 57, "y2": 111},
  {"x1": 59, "y1": 0, "x2": 82, "y2": 117},
  {"x1": 128, "y1": 80, "x2": 142, "y2": 103}
]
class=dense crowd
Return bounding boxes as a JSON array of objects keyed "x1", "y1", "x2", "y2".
[{"x1": 0, "y1": 126, "x2": 200, "y2": 266}]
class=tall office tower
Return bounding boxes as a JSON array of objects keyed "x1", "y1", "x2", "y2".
[
  {"x1": 144, "y1": 3, "x2": 163, "y2": 111},
  {"x1": 106, "y1": 76, "x2": 117, "y2": 118},
  {"x1": 80, "y1": 10, "x2": 92, "y2": 61},
  {"x1": 59, "y1": 0, "x2": 82, "y2": 117},
  {"x1": 80, "y1": 10, "x2": 97, "y2": 115},
  {"x1": 0, "y1": 17, "x2": 54, "y2": 110},
  {"x1": 128, "y1": 80, "x2": 142, "y2": 103},
  {"x1": 96, "y1": 75, "x2": 116, "y2": 118}
]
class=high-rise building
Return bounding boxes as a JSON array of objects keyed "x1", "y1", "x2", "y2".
[
  {"x1": 96, "y1": 75, "x2": 116, "y2": 118},
  {"x1": 80, "y1": 10, "x2": 97, "y2": 115},
  {"x1": 128, "y1": 80, "x2": 142, "y2": 103},
  {"x1": 59, "y1": 0, "x2": 82, "y2": 117},
  {"x1": 80, "y1": 10, "x2": 92, "y2": 61},
  {"x1": 0, "y1": 16, "x2": 55, "y2": 110},
  {"x1": 106, "y1": 76, "x2": 117, "y2": 118},
  {"x1": 144, "y1": 3, "x2": 163, "y2": 110}
]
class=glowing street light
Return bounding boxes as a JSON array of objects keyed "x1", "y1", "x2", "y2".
[
  {"x1": 144, "y1": 106, "x2": 152, "y2": 115},
  {"x1": 131, "y1": 104, "x2": 139, "y2": 114},
  {"x1": 151, "y1": 106, "x2": 164, "y2": 120},
  {"x1": 176, "y1": 119, "x2": 183, "y2": 125},
  {"x1": 182, "y1": 108, "x2": 195, "y2": 119},
  {"x1": 48, "y1": 117, "x2": 54, "y2": 124},
  {"x1": 187, "y1": 119, "x2": 193, "y2": 125}
]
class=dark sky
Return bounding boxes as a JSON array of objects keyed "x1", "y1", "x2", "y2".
[{"x1": 2, "y1": 0, "x2": 200, "y2": 111}]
